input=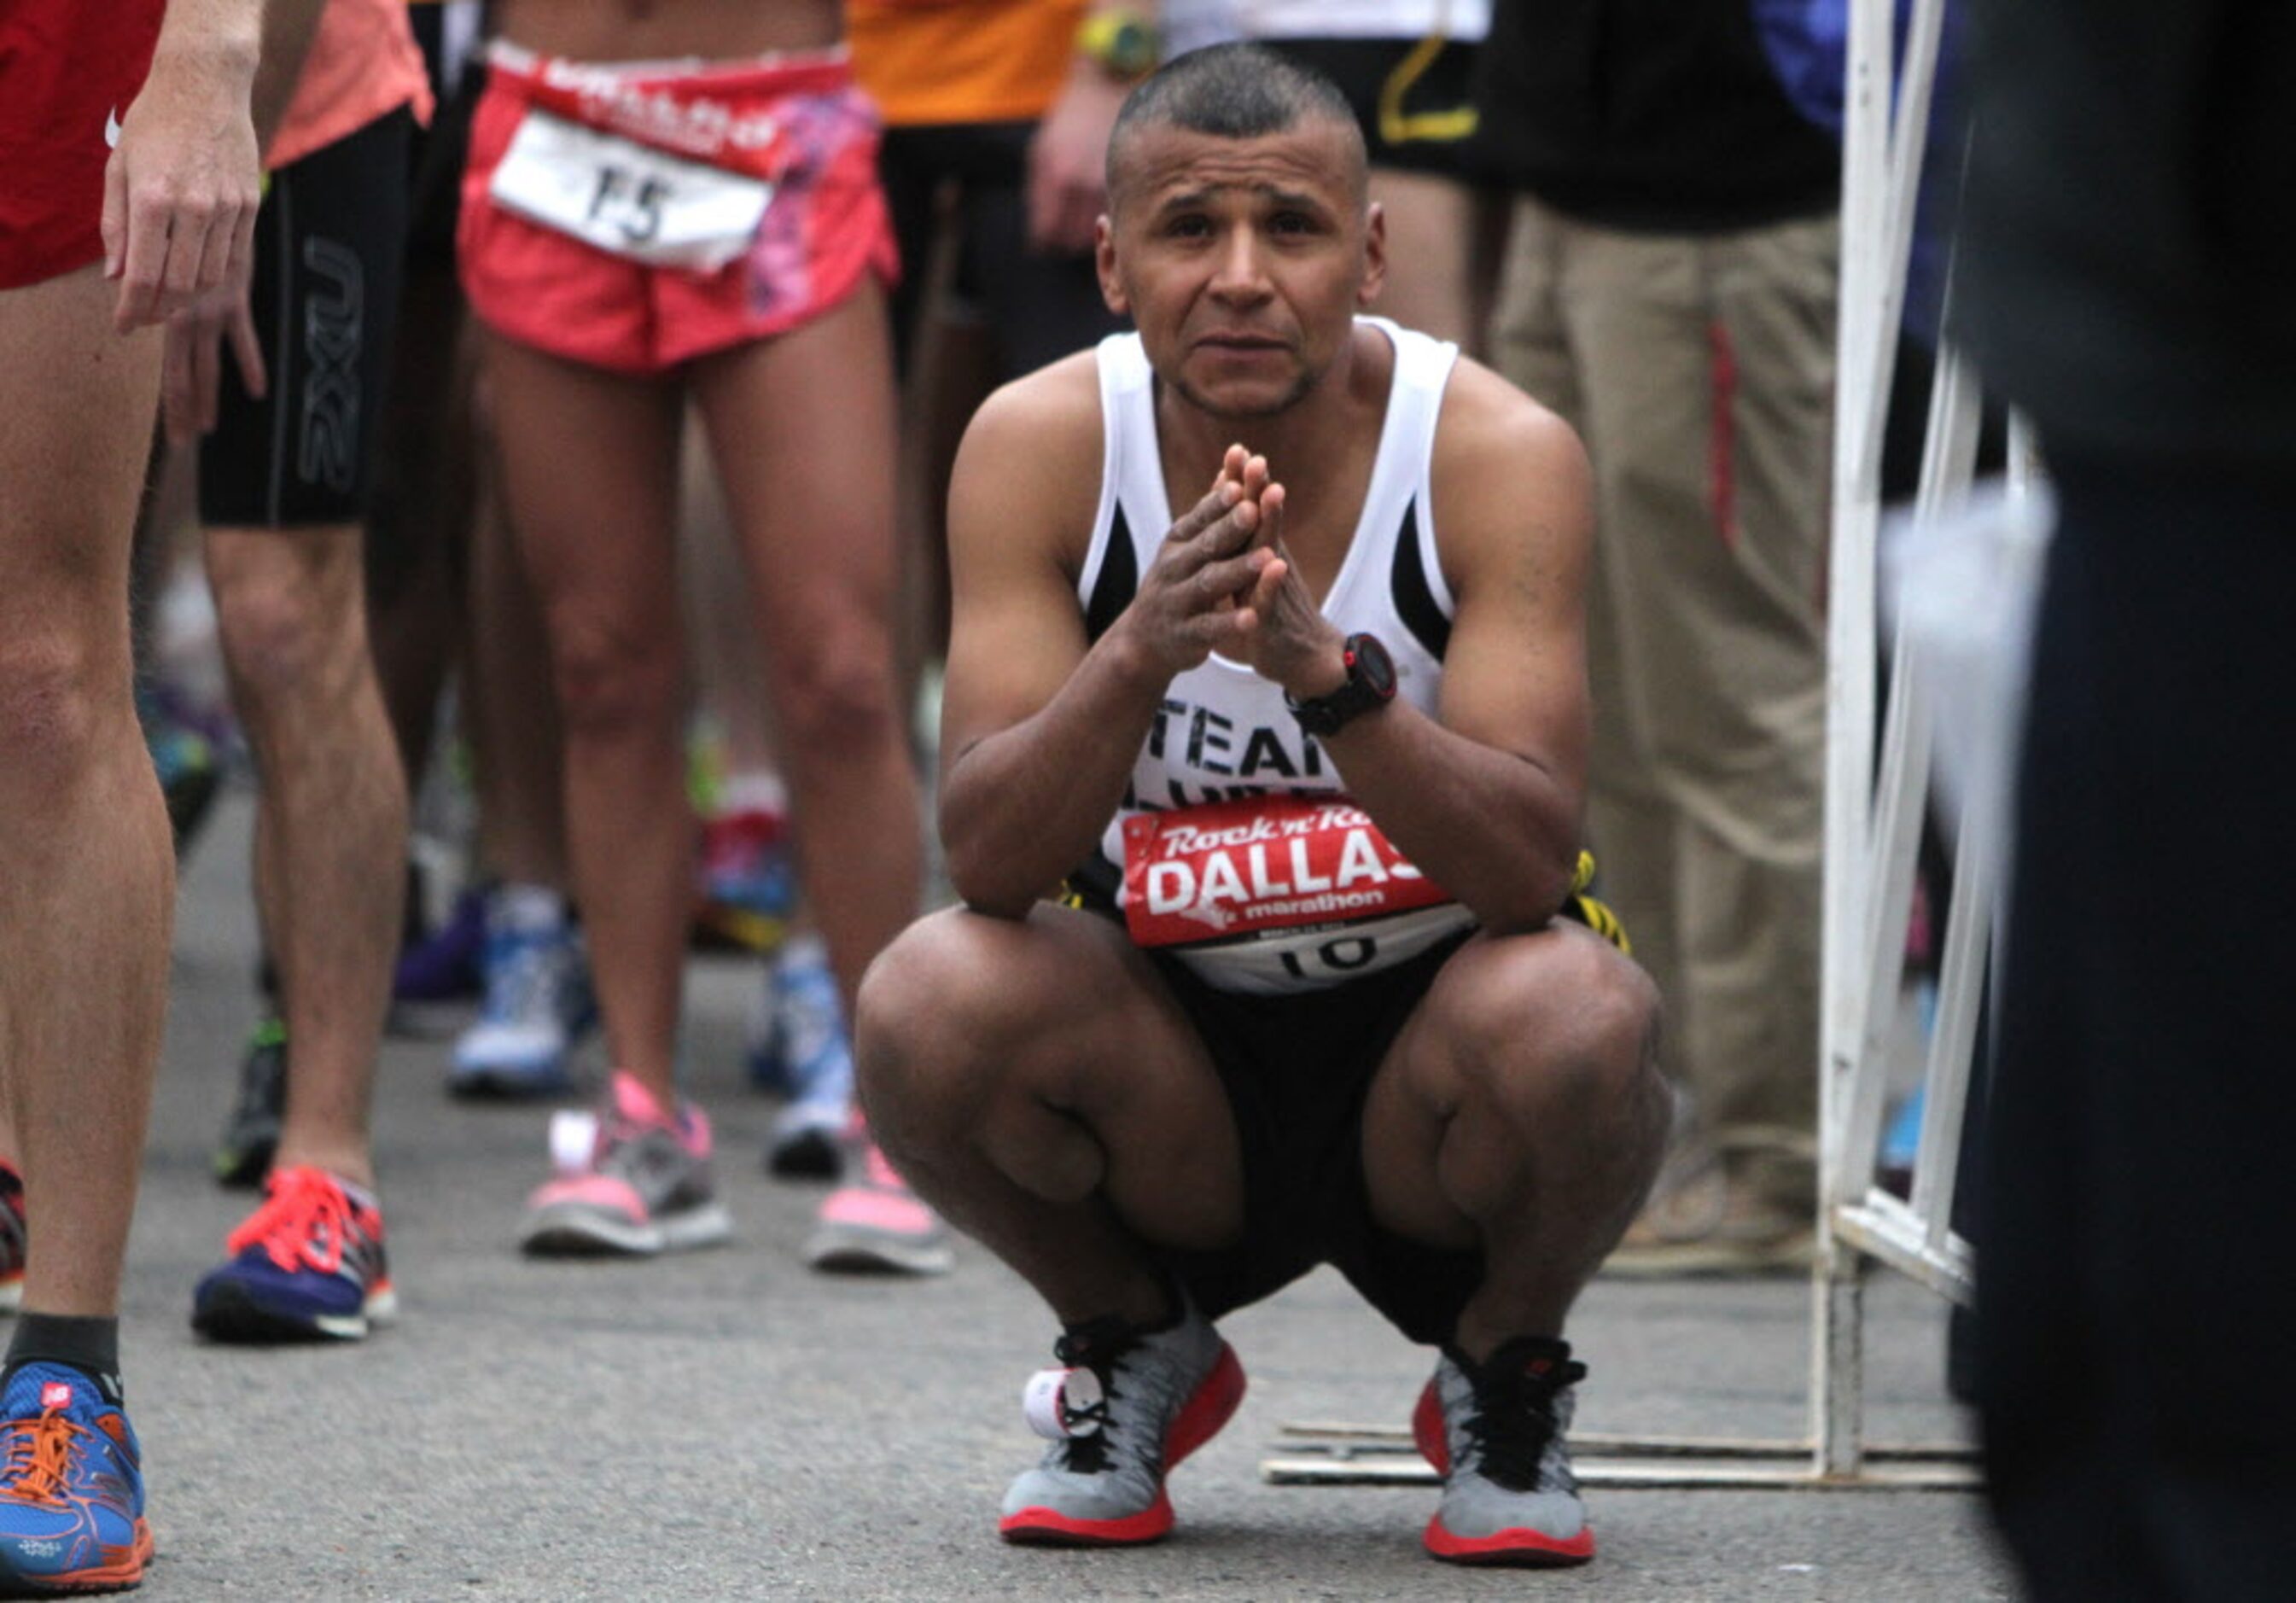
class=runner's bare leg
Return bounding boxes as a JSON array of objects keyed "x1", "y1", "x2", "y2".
[
  {"x1": 0, "y1": 265, "x2": 175, "y2": 1314},
  {"x1": 205, "y1": 522, "x2": 405, "y2": 1188},
  {"x1": 691, "y1": 283, "x2": 923, "y2": 1014},
  {"x1": 483, "y1": 333, "x2": 688, "y2": 1095}
]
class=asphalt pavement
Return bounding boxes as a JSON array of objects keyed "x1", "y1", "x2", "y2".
[{"x1": 109, "y1": 787, "x2": 2016, "y2": 1600}]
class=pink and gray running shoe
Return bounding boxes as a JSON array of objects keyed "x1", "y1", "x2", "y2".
[
  {"x1": 519, "y1": 1072, "x2": 731, "y2": 1257},
  {"x1": 803, "y1": 1122, "x2": 954, "y2": 1276}
]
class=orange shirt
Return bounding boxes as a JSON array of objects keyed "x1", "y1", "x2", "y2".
[
  {"x1": 269, "y1": 0, "x2": 434, "y2": 170},
  {"x1": 846, "y1": 0, "x2": 1084, "y2": 127}
]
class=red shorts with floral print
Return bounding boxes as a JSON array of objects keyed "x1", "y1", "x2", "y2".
[{"x1": 458, "y1": 44, "x2": 898, "y2": 374}]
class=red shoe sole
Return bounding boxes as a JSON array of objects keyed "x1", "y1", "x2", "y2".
[
  {"x1": 1424, "y1": 1515, "x2": 1596, "y2": 1566},
  {"x1": 1413, "y1": 1378, "x2": 1594, "y2": 1566}
]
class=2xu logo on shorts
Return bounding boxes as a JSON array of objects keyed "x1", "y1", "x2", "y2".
[
  {"x1": 299, "y1": 237, "x2": 363, "y2": 494},
  {"x1": 1120, "y1": 794, "x2": 1452, "y2": 948}
]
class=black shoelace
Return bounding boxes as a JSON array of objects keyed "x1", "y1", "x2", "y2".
[
  {"x1": 1461, "y1": 1342, "x2": 1586, "y2": 1493},
  {"x1": 1051, "y1": 1319, "x2": 1134, "y2": 1475}
]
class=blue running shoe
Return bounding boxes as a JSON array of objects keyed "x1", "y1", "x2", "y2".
[
  {"x1": 752, "y1": 935, "x2": 854, "y2": 1179},
  {"x1": 393, "y1": 883, "x2": 487, "y2": 1006},
  {"x1": 0, "y1": 1364, "x2": 151, "y2": 1594},
  {"x1": 448, "y1": 887, "x2": 595, "y2": 1099},
  {"x1": 191, "y1": 1166, "x2": 397, "y2": 1343}
]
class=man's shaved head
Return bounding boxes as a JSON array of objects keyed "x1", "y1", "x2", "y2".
[{"x1": 1106, "y1": 43, "x2": 1368, "y2": 211}]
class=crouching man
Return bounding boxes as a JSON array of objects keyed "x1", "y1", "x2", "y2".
[{"x1": 854, "y1": 42, "x2": 1668, "y2": 1567}]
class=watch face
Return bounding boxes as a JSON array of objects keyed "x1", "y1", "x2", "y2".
[
  {"x1": 1109, "y1": 20, "x2": 1156, "y2": 73},
  {"x1": 1348, "y1": 634, "x2": 1396, "y2": 698}
]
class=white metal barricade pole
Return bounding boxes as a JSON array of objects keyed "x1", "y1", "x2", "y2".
[{"x1": 1811, "y1": 0, "x2": 1994, "y2": 1486}]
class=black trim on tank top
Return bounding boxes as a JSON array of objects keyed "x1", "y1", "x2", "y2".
[
  {"x1": 1391, "y1": 498, "x2": 1451, "y2": 661},
  {"x1": 1083, "y1": 502, "x2": 1139, "y2": 644}
]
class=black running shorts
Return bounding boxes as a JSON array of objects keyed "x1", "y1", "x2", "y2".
[
  {"x1": 1120, "y1": 868, "x2": 1626, "y2": 1346},
  {"x1": 198, "y1": 107, "x2": 412, "y2": 529},
  {"x1": 1146, "y1": 930, "x2": 1487, "y2": 1347}
]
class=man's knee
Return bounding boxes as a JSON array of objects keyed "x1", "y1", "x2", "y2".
[
  {"x1": 1454, "y1": 935, "x2": 1662, "y2": 1118},
  {"x1": 0, "y1": 627, "x2": 119, "y2": 796},
  {"x1": 858, "y1": 912, "x2": 1147, "y2": 1210},
  {"x1": 208, "y1": 529, "x2": 368, "y2": 703},
  {"x1": 854, "y1": 912, "x2": 1012, "y2": 1127}
]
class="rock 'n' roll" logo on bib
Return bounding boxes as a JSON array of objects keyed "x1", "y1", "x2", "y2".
[{"x1": 1120, "y1": 794, "x2": 1452, "y2": 948}]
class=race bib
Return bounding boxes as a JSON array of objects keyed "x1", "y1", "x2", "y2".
[
  {"x1": 489, "y1": 109, "x2": 773, "y2": 271},
  {"x1": 1120, "y1": 795, "x2": 1472, "y2": 990}
]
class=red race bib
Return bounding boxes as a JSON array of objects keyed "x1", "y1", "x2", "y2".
[{"x1": 1120, "y1": 794, "x2": 1453, "y2": 948}]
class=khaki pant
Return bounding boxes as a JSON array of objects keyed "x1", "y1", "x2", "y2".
[{"x1": 1490, "y1": 196, "x2": 1837, "y2": 1208}]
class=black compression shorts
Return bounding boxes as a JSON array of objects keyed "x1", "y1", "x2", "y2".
[
  {"x1": 198, "y1": 108, "x2": 412, "y2": 528},
  {"x1": 1146, "y1": 930, "x2": 1486, "y2": 1347},
  {"x1": 1122, "y1": 862, "x2": 1627, "y2": 1346}
]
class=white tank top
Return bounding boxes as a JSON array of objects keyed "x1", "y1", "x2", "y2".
[{"x1": 1073, "y1": 317, "x2": 1477, "y2": 993}]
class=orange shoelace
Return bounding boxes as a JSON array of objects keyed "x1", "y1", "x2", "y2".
[
  {"x1": 224, "y1": 1168, "x2": 356, "y2": 1274},
  {"x1": 0, "y1": 1409, "x2": 83, "y2": 1507}
]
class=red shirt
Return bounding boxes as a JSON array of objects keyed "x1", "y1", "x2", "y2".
[{"x1": 0, "y1": 0, "x2": 166, "y2": 289}]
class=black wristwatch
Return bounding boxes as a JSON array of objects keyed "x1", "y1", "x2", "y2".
[{"x1": 1286, "y1": 632, "x2": 1397, "y2": 737}]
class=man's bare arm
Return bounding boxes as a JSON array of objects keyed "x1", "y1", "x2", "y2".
[
  {"x1": 1025, "y1": 0, "x2": 1162, "y2": 252},
  {"x1": 104, "y1": 0, "x2": 265, "y2": 329},
  {"x1": 1236, "y1": 367, "x2": 1596, "y2": 934},
  {"x1": 938, "y1": 380, "x2": 1283, "y2": 918},
  {"x1": 161, "y1": 0, "x2": 329, "y2": 442}
]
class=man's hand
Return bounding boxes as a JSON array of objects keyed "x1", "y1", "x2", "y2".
[
  {"x1": 1026, "y1": 70, "x2": 1128, "y2": 254},
  {"x1": 1119, "y1": 445, "x2": 1286, "y2": 678},
  {"x1": 103, "y1": 48, "x2": 261, "y2": 332},
  {"x1": 1225, "y1": 469, "x2": 1349, "y2": 699},
  {"x1": 162, "y1": 276, "x2": 266, "y2": 444}
]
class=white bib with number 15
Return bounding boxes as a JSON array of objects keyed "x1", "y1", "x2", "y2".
[{"x1": 489, "y1": 108, "x2": 773, "y2": 271}]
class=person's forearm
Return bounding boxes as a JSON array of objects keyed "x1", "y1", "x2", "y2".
[
  {"x1": 150, "y1": 0, "x2": 263, "y2": 83},
  {"x1": 940, "y1": 628, "x2": 1174, "y2": 920},
  {"x1": 250, "y1": 0, "x2": 329, "y2": 156},
  {"x1": 1320, "y1": 708, "x2": 1584, "y2": 936}
]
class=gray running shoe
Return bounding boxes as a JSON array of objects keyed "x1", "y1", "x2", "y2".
[
  {"x1": 999, "y1": 1299, "x2": 1246, "y2": 1546},
  {"x1": 1415, "y1": 1337, "x2": 1594, "y2": 1565},
  {"x1": 517, "y1": 1072, "x2": 731, "y2": 1256}
]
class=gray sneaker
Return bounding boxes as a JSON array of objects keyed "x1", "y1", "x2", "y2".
[
  {"x1": 517, "y1": 1071, "x2": 731, "y2": 1256},
  {"x1": 1416, "y1": 1337, "x2": 1594, "y2": 1565},
  {"x1": 999, "y1": 1300, "x2": 1246, "y2": 1546}
]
